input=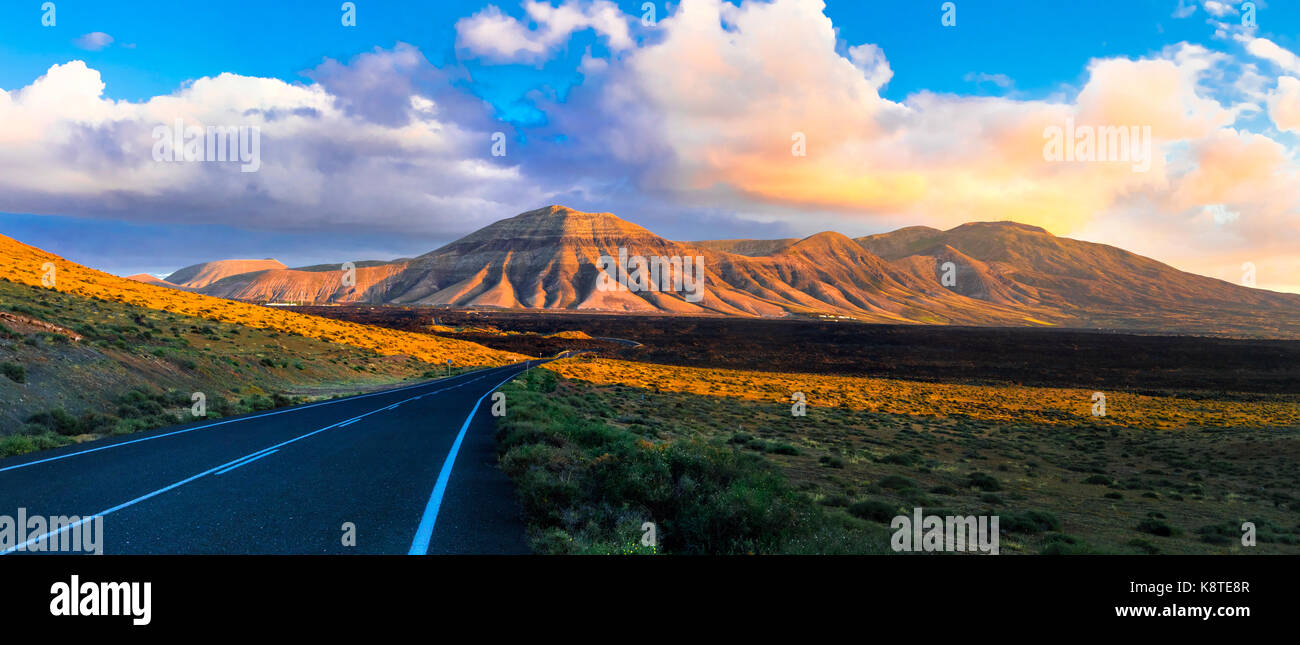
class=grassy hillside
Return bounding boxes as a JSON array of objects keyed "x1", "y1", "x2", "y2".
[
  {"x1": 0, "y1": 279, "x2": 482, "y2": 456},
  {"x1": 0, "y1": 233, "x2": 524, "y2": 367}
]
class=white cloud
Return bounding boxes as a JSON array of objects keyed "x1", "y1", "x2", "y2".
[
  {"x1": 455, "y1": 0, "x2": 632, "y2": 63},
  {"x1": 963, "y1": 72, "x2": 1014, "y2": 89},
  {"x1": 1268, "y1": 76, "x2": 1300, "y2": 132},
  {"x1": 848, "y1": 43, "x2": 892, "y2": 90},
  {"x1": 1240, "y1": 36, "x2": 1300, "y2": 75},
  {"x1": 73, "y1": 32, "x2": 114, "y2": 51},
  {"x1": 1203, "y1": 1, "x2": 1237, "y2": 17},
  {"x1": 0, "y1": 51, "x2": 554, "y2": 237}
]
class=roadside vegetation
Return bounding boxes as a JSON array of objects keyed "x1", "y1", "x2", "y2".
[
  {"x1": 495, "y1": 369, "x2": 890, "y2": 554},
  {"x1": 497, "y1": 358, "x2": 1300, "y2": 554}
]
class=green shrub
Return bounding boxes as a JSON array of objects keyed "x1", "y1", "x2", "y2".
[
  {"x1": 847, "y1": 499, "x2": 898, "y2": 523},
  {"x1": 0, "y1": 431, "x2": 71, "y2": 457},
  {"x1": 1001, "y1": 509, "x2": 1060, "y2": 534},
  {"x1": 1, "y1": 361, "x2": 26, "y2": 383},
  {"x1": 880, "y1": 452, "x2": 921, "y2": 466},
  {"x1": 1136, "y1": 519, "x2": 1179, "y2": 537},
  {"x1": 820, "y1": 494, "x2": 851, "y2": 507},
  {"x1": 966, "y1": 472, "x2": 1002, "y2": 491},
  {"x1": 819, "y1": 455, "x2": 845, "y2": 468},
  {"x1": 0, "y1": 434, "x2": 35, "y2": 457}
]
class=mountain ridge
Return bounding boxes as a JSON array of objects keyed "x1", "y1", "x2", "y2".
[{"x1": 109, "y1": 205, "x2": 1300, "y2": 337}]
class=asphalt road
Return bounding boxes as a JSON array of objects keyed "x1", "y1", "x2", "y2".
[{"x1": 0, "y1": 361, "x2": 543, "y2": 554}]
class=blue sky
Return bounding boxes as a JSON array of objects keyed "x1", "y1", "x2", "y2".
[
  {"x1": 7, "y1": 2, "x2": 1291, "y2": 111},
  {"x1": 1, "y1": 0, "x2": 1298, "y2": 291}
]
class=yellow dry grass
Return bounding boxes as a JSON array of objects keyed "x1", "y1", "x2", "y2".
[
  {"x1": 548, "y1": 358, "x2": 1300, "y2": 429},
  {"x1": 0, "y1": 234, "x2": 525, "y2": 366}
]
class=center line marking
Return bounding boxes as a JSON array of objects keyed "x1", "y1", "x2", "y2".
[{"x1": 216, "y1": 449, "x2": 279, "y2": 475}]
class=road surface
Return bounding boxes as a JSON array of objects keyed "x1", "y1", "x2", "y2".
[{"x1": 0, "y1": 361, "x2": 542, "y2": 554}]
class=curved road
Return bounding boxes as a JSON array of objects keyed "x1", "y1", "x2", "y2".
[{"x1": 0, "y1": 360, "x2": 543, "y2": 554}]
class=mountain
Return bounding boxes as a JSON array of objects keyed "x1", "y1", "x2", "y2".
[
  {"x1": 197, "y1": 261, "x2": 409, "y2": 303},
  {"x1": 362, "y1": 206, "x2": 1050, "y2": 322},
  {"x1": 124, "y1": 274, "x2": 189, "y2": 290},
  {"x1": 150, "y1": 205, "x2": 1300, "y2": 337},
  {"x1": 855, "y1": 221, "x2": 1300, "y2": 334},
  {"x1": 165, "y1": 259, "x2": 287, "y2": 288}
]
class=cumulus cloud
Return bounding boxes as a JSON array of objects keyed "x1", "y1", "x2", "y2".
[
  {"x1": 1074, "y1": 45, "x2": 1235, "y2": 140},
  {"x1": 455, "y1": 0, "x2": 632, "y2": 63},
  {"x1": 0, "y1": 50, "x2": 554, "y2": 237},
  {"x1": 1268, "y1": 76, "x2": 1300, "y2": 132},
  {"x1": 73, "y1": 32, "x2": 114, "y2": 51},
  {"x1": 1241, "y1": 36, "x2": 1300, "y2": 75}
]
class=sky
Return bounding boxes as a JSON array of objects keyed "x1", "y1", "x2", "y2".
[{"x1": 0, "y1": 0, "x2": 1298, "y2": 292}]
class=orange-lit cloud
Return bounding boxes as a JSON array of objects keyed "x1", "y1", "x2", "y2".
[{"x1": 564, "y1": 0, "x2": 1299, "y2": 290}]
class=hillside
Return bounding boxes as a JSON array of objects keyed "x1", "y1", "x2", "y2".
[
  {"x1": 0, "y1": 279, "x2": 459, "y2": 449},
  {"x1": 165, "y1": 259, "x2": 288, "y2": 288},
  {"x1": 857, "y1": 221, "x2": 1300, "y2": 336},
  {"x1": 198, "y1": 262, "x2": 410, "y2": 303},
  {"x1": 0, "y1": 233, "x2": 524, "y2": 367},
  {"x1": 125, "y1": 273, "x2": 189, "y2": 290}
]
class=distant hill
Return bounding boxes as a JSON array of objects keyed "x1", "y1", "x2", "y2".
[
  {"x1": 198, "y1": 262, "x2": 409, "y2": 304},
  {"x1": 124, "y1": 273, "x2": 189, "y2": 290},
  {"x1": 165, "y1": 259, "x2": 287, "y2": 288},
  {"x1": 855, "y1": 221, "x2": 1300, "y2": 335}
]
